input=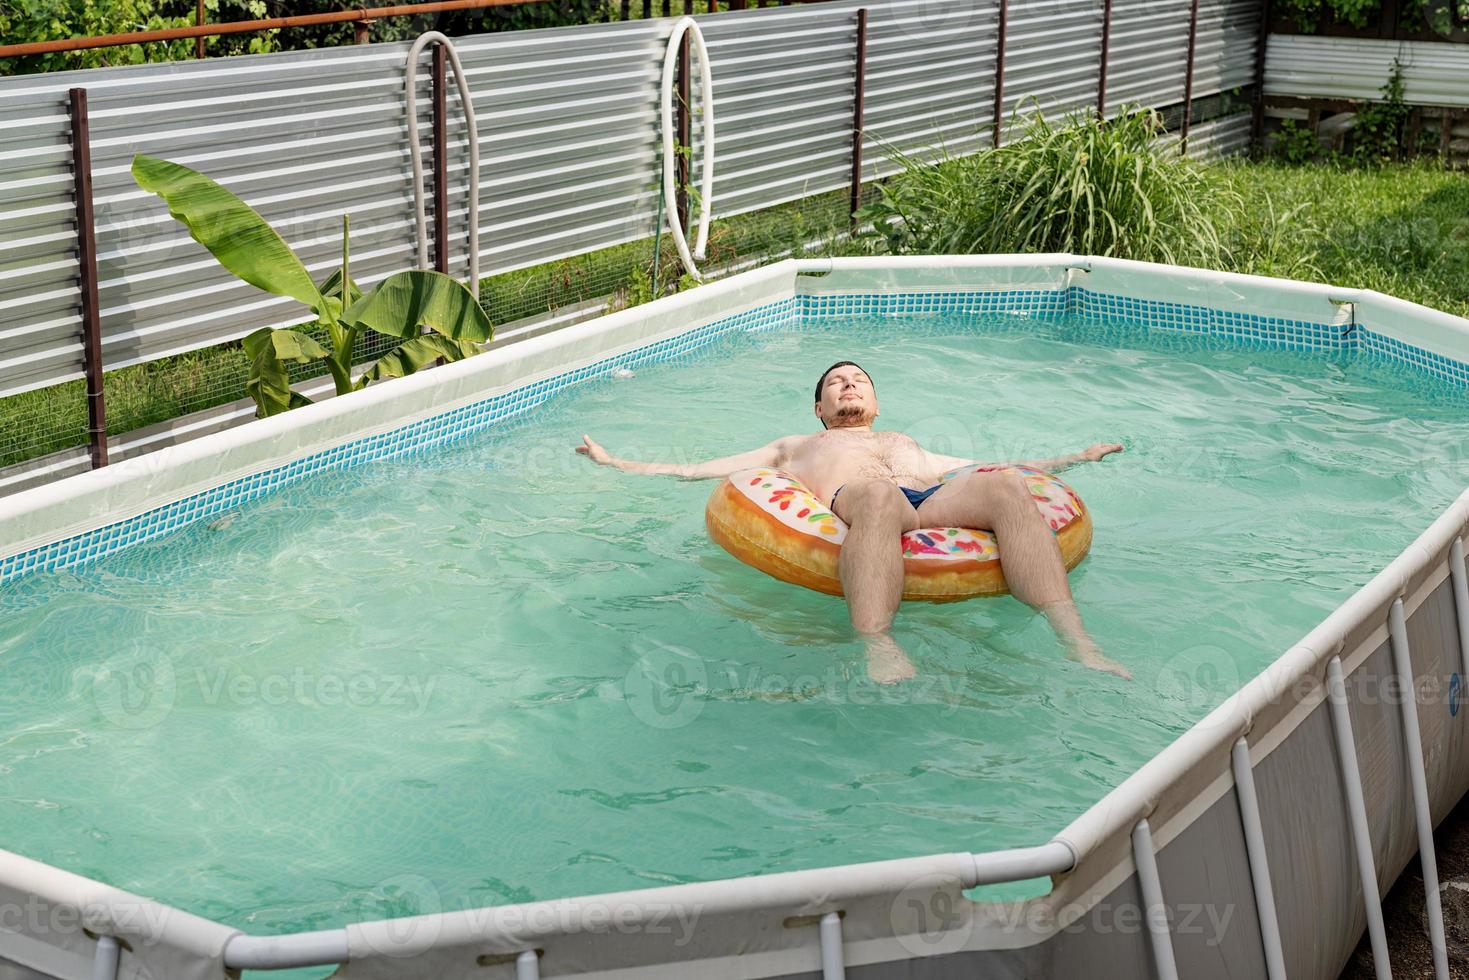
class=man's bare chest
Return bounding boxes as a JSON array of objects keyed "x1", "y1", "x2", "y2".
[{"x1": 791, "y1": 432, "x2": 922, "y2": 471}]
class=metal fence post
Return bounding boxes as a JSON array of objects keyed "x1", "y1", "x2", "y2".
[
  {"x1": 1180, "y1": 0, "x2": 1201, "y2": 155},
  {"x1": 67, "y1": 88, "x2": 108, "y2": 470},
  {"x1": 849, "y1": 8, "x2": 867, "y2": 232},
  {"x1": 1097, "y1": 0, "x2": 1112, "y2": 116},
  {"x1": 196, "y1": 0, "x2": 206, "y2": 58},
  {"x1": 1252, "y1": 0, "x2": 1273, "y2": 150},
  {"x1": 432, "y1": 43, "x2": 450, "y2": 275},
  {"x1": 992, "y1": 0, "x2": 1008, "y2": 146}
]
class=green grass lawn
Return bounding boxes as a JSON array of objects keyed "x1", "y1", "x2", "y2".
[
  {"x1": 1213, "y1": 159, "x2": 1469, "y2": 318},
  {"x1": 2, "y1": 160, "x2": 1464, "y2": 471}
]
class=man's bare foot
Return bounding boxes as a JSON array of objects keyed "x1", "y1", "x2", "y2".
[
  {"x1": 1070, "y1": 641, "x2": 1133, "y2": 680},
  {"x1": 863, "y1": 631, "x2": 917, "y2": 685},
  {"x1": 1041, "y1": 600, "x2": 1132, "y2": 680}
]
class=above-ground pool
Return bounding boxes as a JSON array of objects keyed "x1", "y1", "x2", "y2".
[{"x1": 3, "y1": 256, "x2": 1469, "y2": 980}]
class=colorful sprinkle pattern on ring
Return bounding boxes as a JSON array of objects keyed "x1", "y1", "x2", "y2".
[{"x1": 730, "y1": 464, "x2": 1084, "y2": 561}]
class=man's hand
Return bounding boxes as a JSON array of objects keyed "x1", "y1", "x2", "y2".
[
  {"x1": 1081, "y1": 442, "x2": 1124, "y2": 463},
  {"x1": 575, "y1": 435, "x2": 615, "y2": 466}
]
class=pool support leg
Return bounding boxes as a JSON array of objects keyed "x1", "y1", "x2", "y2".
[
  {"x1": 90, "y1": 935, "x2": 118, "y2": 980},
  {"x1": 1326, "y1": 654, "x2": 1392, "y2": 980},
  {"x1": 1449, "y1": 538, "x2": 1469, "y2": 681},
  {"x1": 819, "y1": 911, "x2": 844, "y2": 979},
  {"x1": 1231, "y1": 737, "x2": 1287, "y2": 980},
  {"x1": 1388, "y1": 598, "x2": 1450, "y2": 979},
  {"x1": 1131, "y1": 818, "x2": 1179, "y2": 980}
]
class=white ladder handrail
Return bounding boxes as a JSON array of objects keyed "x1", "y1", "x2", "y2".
[
  {"x1": 405, "y1": 32, "x2": 481, "y2": 297},
  {"x1": 660, "y1": 16, "x2": 715, "y2": 282}
]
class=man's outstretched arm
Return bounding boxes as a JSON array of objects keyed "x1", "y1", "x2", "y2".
[
  {"x1": 575, "y1": 435, "x2": 795, "y2": 480},
  {"x1": 922, "y1": 442, "x2": 1124, "y2": 477},
  {"x1": 1017, "y1": 443, "x2": 1124, "y2": 473}
]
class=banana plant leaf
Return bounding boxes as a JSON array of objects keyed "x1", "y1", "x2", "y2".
[
  {"x1": 355, "y1": 335, "x2": 483, "y2": 387},
  {"x1": 345, "y1": 271, "x2": 492, "y2": 342},
  {"x1": 319, "y1": 267, "x2": 362, "y2": 307},
  {"x1": 132, "y1": 155, "x2": 324, "y2": 311},
  {"x1": 243, "y1": 328, "x2": 329, "y2": 418}
]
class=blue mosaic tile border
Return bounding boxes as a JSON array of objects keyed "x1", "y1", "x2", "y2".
[
  {"x1": 799, "y1": 289, "x2": 1070, "y2": 319},
  {"x1": 4, "y1": 284, "x2": 1466, "y2": 586},
  {"x1": 1359, "y1": 326, "x2": 1469, "y2": 387},
  {"x1": 800, "y1": 286, "x2": 1350, "y2": 352},
  {"x1": 800, "y1": 285, "x2": 1469, "y2": 386}
]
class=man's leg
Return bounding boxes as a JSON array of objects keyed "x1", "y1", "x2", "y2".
[
  {"x1": 831, "y1": 480, "x2": 921, "y2": 683},
  {"x1": 915, "y1": 470, "x2": 1130, "y2": 678}
]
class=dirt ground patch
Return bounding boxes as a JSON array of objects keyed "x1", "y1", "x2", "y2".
[{"x1": 1341, "y1": 794, "x2": 1469, "y2": 979}]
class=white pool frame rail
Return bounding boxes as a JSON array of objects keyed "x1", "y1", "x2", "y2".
[{"x1": 3, "y1": 255, "x2": 1469, "y2": 980}]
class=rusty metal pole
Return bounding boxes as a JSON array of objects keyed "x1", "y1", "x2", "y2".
[
  {"x1": 68, "y1": 89, "x2": 108, "y2": 470},
  {"x1": 849, "y1": 8, "x2": 868, "y2": 233},
  {"x1": 196, "y1": 0, "x2": 206, "y2": 58},
  {"x1": 676, "y1": 30, "x2": 691, "y2": 241},
  {"x1": 1097, "y1": 0, "x2": 1112, "y2": 116},
  {"x1": 354, "y1": 18, "x2": 372, "y2": 43},
  {"x1": 432, "y1": 43, "x2": 450, "y2": 275},
  {"x1": 1180, "y1": 0, "x2": 1201, "y2": 155},
  {"x1": 1251, "y1": 0, "x2": 1272, "y2": 150},
  {"x1": 992, "y1": 0, "x2": 1008, "y2": 147}
]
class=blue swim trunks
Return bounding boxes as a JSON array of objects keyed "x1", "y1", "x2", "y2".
[{"x1": 829, "y1": 483, "x2": 941, "y2": 512}]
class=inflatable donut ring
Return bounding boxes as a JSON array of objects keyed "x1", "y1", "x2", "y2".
[{"x1": 705, "y1": 463, "x2": 1092, "y2": 601}]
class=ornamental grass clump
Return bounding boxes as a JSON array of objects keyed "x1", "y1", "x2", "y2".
[{"x1": 859, "y1": 107, "x2": 1236, "y2": 267}]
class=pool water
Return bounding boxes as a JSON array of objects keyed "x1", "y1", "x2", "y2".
[{"x1": 3, "y1": 310, "x2": 1467, "y2": 947}]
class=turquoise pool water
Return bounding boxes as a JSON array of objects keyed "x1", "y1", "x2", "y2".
[{"x1": 2, "y1": 309, "x2": 1467, "y2": 951}]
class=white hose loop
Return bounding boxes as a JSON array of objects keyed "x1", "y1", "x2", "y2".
[
  {"x1": 405, "y1": 31, "x2": 481, "y2": 298},
  {"x1": 660, "y1": 16, "x2": 715, "y2": 281}
]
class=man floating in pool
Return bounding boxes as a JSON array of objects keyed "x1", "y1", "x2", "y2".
[{"x1": 575, "y1": 360, "x2": 1127, "y2": 683}]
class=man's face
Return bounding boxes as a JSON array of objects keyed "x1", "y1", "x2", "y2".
[{"x1": 815, "y1": 364, "x2": 878, "y2": 428}]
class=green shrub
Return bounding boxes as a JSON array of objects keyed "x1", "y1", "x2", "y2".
[
  {"x1": 1349, "y1": 59, "x2": 1410, "y2": 165},
  {"x1": 858, "y1": 107, "x2": 1235, "y2": 267},
  {"x1": 1271, "y1": 119, "x2": 1321, "y2": 165}
]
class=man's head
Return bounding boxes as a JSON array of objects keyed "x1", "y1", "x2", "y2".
[{"x1": 814, "y1": 360, "x2": 878, "y2": 429}]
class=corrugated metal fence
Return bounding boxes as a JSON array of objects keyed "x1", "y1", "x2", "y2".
[{"x1": 0, "y1": 0, "x2": 1262, "y2": 490}]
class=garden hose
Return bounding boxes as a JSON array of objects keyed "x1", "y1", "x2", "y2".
[{"x1": 405, "y1": 32, "x2": 481, "y2": 298}]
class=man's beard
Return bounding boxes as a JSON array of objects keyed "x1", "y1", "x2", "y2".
[{"x1": 827, "y1": 404, "x2": 875, "y2": 428}]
